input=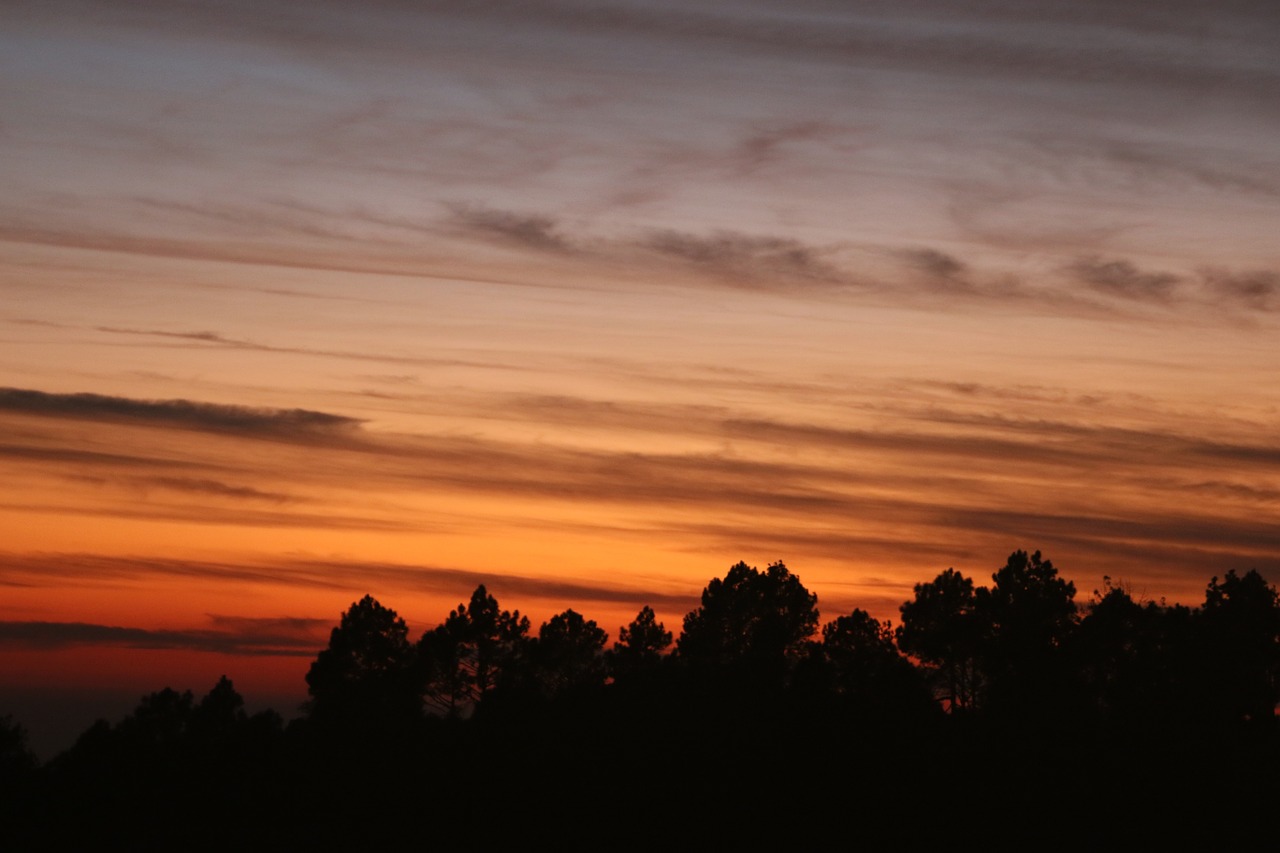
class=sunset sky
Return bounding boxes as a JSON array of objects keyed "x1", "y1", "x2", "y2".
[{"x1": 3, "y1": 0, "x2": 1279, "y2": 753}]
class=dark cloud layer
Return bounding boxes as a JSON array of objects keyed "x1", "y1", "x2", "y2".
[
  {"x1": 0, "y1": 499, "x2": 412, "y2": 534},
  {"x1": 134, "y1": 0, "x2": 1276, "y2": 104},
  {"x1": 0, "y1": 387, "x2": 361, "y2": 437},
  {"x1": 1069, "y1": 256, "x2": 1181, "y2": 301},
  {"x1": 6, "y1": 384, "x2": 1280, "y2": 584},
  {"x1": 440, "y1": 203, "x2": 858, "y2": 295},
  {"x1": 444, "y1": 204, "x2": 574, "y2": 253},
  {"x1": 140, "y1": 477, "x2": 295, "y2": 503},
  {"x1": 0, "y1": 552, "x2": 695, "y2": 615},
  {"x1": 0, "y1": 618, "x2": 325, "y2": 657},
  {"x1": 93, "y1": 326, "x2": 521, "y2": 372},
  {"x1": 437, "y1": 202, "x2": 1280, "y2": 315},
  {"x1": 0, "y1": 443, "x2": 198, "y2": 470},
  {"x1": 1203, "y1": 269, "x2": 1280, "y2": 312},
  {"x1": 901, "y1": 247, "x2": 969, "y2": 281},
  {"x1": 642, "y1": 230, "x2": 852, "y2": 291}
]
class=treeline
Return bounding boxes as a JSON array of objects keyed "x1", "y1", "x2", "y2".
[
  {"x1": 307, "y1": 550, "x2": 1280, "y2": 731},
  {"x1": 4, "y1": 551, "x2": 1279, "y2": 847}
]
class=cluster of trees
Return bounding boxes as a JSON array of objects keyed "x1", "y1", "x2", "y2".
[
  {"x1": 302, "y1": 561, "x2": 933, "y2": 731},
  {"x1": 3, "y1": 551, "x2": 1279, "y2": 846},
  {"x1": 899, "y1": 553, "x2": 1280, "y2": 729},
  {"x1": 305, "y1": 584, "x2": 637, "y2": 727},
  {"x1": 298, "y1": 551, "x2": 1280, "y2": 733}
]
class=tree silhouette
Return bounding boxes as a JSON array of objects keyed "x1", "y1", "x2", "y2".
[
  {"x1": 1200, "y1": 569, "x2": 1280, "y2": 724},
  {"x1": 1074, "y1": 579, "x2": 1153, "y2": 722},
  {"x1": 609, "y1": 605, "x2": 673, "y2": 682},
  {"x1": 897, "y1": 568, "x2": 983, "y2": 711},
  {"x1": 532, "y1": 609, "x2": 609, "y2": 697},
  {"x1": 677, "y1": 560, "x2": 818, "y2": 685},
  {"x1": 194, "y1": 675, "x2": 244, "y2": 729},
  {"x1": 118, "y1": 686, "x2": 196, "y2": 747},
  {"x1": 978, "y1": 550, "x2": 1077, "y2": 716},
  {"x1": 418, "y1": 584, "x2": 530, "y2": 717},
  {"x1": 819, "y1": 609, "x2": 927, "y2": 714},
  {"x1": 416, "y1": 627, "x2": 470, "y2": 718},
  {"x1": 0, "y1": 713, "x2": 37, "y2": 850},
  {"x1": 0, "y1": 714, "x2": 36, "y2": 776},
  {"x1": 982, "y1": 550, "x2": 1077, "y2": 650},
  {"x1": 305, "y1": 595, "x2": 418, "y2": 727}
]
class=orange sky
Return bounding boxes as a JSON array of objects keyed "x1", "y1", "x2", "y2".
[{"x1": 3, "y1": 0, "x2": 1279, "y2": 755}]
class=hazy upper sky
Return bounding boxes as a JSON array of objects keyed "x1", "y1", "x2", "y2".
[{"x1": 3, "y1": 0, "x2": 1279, "y2": 748}]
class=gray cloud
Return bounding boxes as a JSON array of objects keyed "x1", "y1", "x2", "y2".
[
  {"x1": 1202, "y1": 268, "x2": 1280, "y2": 312},
  {"x1": 0, "y1": 220, "x2": 526, "y2": 287},
  {"x1": 0, "y1": 443, "x2": 202, "y2": 470},
  {"x1": 905, "y1": 379, "x2": 1111, "y2": 407},
  {"x1": 498, "y1": 1, "x2": 1275, "y2": 109},
  {"x1": 642, "y1": 229, "x2": 853, "y2": 291},
  {"x1": 444, "y1": 203, "x2": 574, "y2": 253},
  {"x1": 1181, "y1": 480, "x2": 1280, "y2": 503},
  {"x1": 93, "y1": 326, "x2": 522, "y2": 371},
  {"x1": 139, "y1": 477, "x2": 295, "y2": 503},
  {"x1": 1069, "y1": 256, "x2": 1181, "y2": 301},
  {"x1": 438, "y1": 196, "x2": 864, "y2": 294},
  {"x1": 888, "y1": 245, "x2": 1102, "y2": 311},
  {"x1": 1030, "y1": 135, "x2": 1280, "y2": 200},
  {"x1": 32, "y1": 0, "x2": 1275, "y2": 83},
  {"x1": 0, "y1": 617, "x2": 326, "y2": 656},
  {"x1": 731, "y1": 121, "x2": 839, "y2": 174},
  {"x1": 0, "y1": 387, "x2": 361, "y2": 438},
  {"x1": 901, "y1": 247, "x2": 969, "y2": 281},
  {"x1": 0, "y1": 499, "x2": 415, "y2": 533},
  {"x1": 205, "y1": 614, "x2": 331, "y2": 634},
  {"x1": 354, "y1": 1, "x2": 1280, "y2": 107},
  {"x1": 927, "y1": 503, "x2": 1280, "y2": 557},
  {"x1": 894, "y1": 247, "x2": 989, "y2": 300},
  {"x1": 717, "y1": 416, "x2": 1104, "y2": 472},
  {"x1": 0, "y1": 552, "x2": 695, "y2": 612},
  {"x1": 63, "y1": 473, "x2": 295, "y2": 504},
  {"x1": 440, "y1": 201, "x2": 863, "y2": 296},
  {"x1": 911, "y1": 408, "x2": 1280, "y2": 470}
]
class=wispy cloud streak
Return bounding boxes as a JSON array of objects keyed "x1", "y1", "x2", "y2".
[
  {"x1": 91, "y1": 327, "x2": 524, "y2": 372},
  {"x1": 0, "y1": 617, "x2": 327, "y2": 656},
  {"x1": 0, "y1": 388, "x2": 360, "y2": 437},
  {"x1": 0, "y1": 552, "x2": 695, "y2": 610}
]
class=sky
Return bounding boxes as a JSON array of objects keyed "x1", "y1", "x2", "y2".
[{"x1": 3, "y1": 0, "x2": 1279, "y2": 754}]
